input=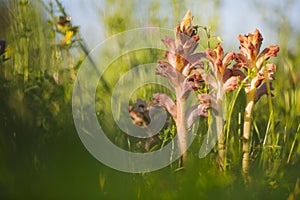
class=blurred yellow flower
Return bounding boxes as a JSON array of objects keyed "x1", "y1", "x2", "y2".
[{"x1": 60, "y1": 30, "x2": 74, "y2": 45}]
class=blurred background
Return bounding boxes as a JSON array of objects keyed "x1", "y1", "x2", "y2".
[
  {"x1": 0, "y1": 0, "x2": 300, "y2": 199},
  {"x1": 56, "y1": 0, "x2": 300, "y2": 50}
]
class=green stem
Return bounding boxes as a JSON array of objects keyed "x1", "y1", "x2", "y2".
[
  {"x1": 23, "y1": 37, "x2": 29, "y2": 83},
  {"x1": 287, "y1": 124, "x2": 300, "y2": 164},
  {"x1": 266, "y1": 80, "x2": 275, "y2": 146},
  {"x1": 22, "y1": 3, "x2": 29, "y2": 84},
  {"x1": 224, "y1": 86, "x2": 243, "y2": 169}
]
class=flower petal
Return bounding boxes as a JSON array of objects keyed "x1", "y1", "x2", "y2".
[
  {"x1": 223, "y1": 76, "x2": 239, "y2": 92},
  {"x1": 238, "y1": 29, "x2": 263, "y2": 61},
  {"x1": 162, "y1": 35, "x2": 176, "y2": 51},
  {"x1": 214, "y1": 43, "x2": 223, "y2": 59},
  {"x1": 223, "y1": 68, "x2": 246, "y2": 83},
  {"x1": 179, "y1": 10, "x2": 193, "y2": 37},
  {"x1": 186, "y1": 104, "x2": 208, "y2": 129},
  {"x1": 222, "y1": 52, "x2": 235, "y2": 70},
  {"x1": 234, "y1": 53, "x2": 252, "y2": 69},
  {"x1": 181, "y1": 78, "x2": 192, "y2": 99},
  {"x1": 181, "y1": 70, "x2": 205, "y2": 98},
  {"x1": 198, "y1": 93, "x2": 213, "y2": 107},
  {"x1": 164, "y1": 51, "x2": 177, "y2": 69},
  {"x1": 256, "y1": 45, "x2": 280, "y2": 68},
  {"x1": 152, "y1": 93, "x2": 177, "y2": 118},
  {"x1": 156, "y1": 61, "x2": 185, "y2": 87},
  {"x1": 252, "y1": 63, "x2": 277, "y2": 88},
  {"x1": 183, "y1": 36, "x2": 199, "y2": 55},
  {"x1": 254, "y1": 82, "x2": 274, "y2": 103},
  {"x1": 182, "y1": 53, "x2": 205, "y2": 76},
  {"x1": 206, "y1": 48, "x2": 217, "y2": 63}
]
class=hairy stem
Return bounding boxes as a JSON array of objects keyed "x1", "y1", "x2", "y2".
[
  {"x1": 242, "y1": 87, "x2": 256, "y2": 177},
  {"x1": 175, "y1": 87, "x2": 187, "y2": 165},
  {"x1": 215, "y1": 81, "x2": 225, "y2": 169},
  {"x1": 216, "y1": 111, "x2": 225, "y2": 169}
]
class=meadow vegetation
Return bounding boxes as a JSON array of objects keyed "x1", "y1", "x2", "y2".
[{"x1": 0, "y1": 0, "x2": 299, "y2": 199}]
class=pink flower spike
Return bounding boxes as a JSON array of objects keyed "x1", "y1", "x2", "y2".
[{"x1": 238, "y1": 29, "x2": 263, "y2": 61}]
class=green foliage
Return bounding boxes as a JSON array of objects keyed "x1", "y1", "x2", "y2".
[
  {"x1": 0, "y1": 0, "x2": 299, "y2": 199},
  {"x1": 0, "y1": 0, "x2": 88, "y2": 198}
]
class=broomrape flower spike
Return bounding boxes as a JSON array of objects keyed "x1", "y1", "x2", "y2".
[
  {"x1": 203, "y1": 43, "x2": 240, "y2": 169},
  {"x1": 153, "y1": 10, "x2": 207, "y2": 166},
  {"x1": 205, "y1": 43, "x2": 239, "y2": 93},
  {"x1": 234, "y1": 29, "x2": 280, "y2": 178},
  {"x1": 152, "y1": 11, "x2": 242, "y2": 168},
  {"x1": 131, "y1": 12, "x2": 279, "y2": 174}
]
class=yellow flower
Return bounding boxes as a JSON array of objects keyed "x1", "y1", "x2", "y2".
[{"x1": 60, "y1": 30, "x2": 74, "y2": 45}]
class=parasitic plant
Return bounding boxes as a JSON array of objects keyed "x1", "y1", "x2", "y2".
[
  {"x1": 152, "y1": 11, "x2": 242, "y2": 167},
  {"x1": 204, "y1": 43, "x2": 239, "y2": 168},
  {"x1": 131, "y1": 12, "x2": 280, "y2": 174},
  {"x1": 234, "y1": 29, "x2": 279, "y2": 177},
  {"x1": 152, "y1": 10, "x2": 207, "y2": 165}
]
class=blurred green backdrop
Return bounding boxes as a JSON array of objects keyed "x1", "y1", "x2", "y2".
[{"x1": 0, "y1": 0, "x2": 300, "y2": 199}]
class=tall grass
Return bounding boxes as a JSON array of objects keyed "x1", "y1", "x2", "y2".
[{"x1": 0, "y1": 0, "x2": 299, "y2": 199}]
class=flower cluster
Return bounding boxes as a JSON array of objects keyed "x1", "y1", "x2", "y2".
[
  {"x1": 130, "y1": 11, "x2": 280, "y2": 168},
  {"x1": 56, "y1": 15, "x2": 79, "y2": 46},
  {"x1": 154, "y1": 10, "x2": 208, "y2": 126},
  {"x1": 202, "y1": 29, "x2": 279, "y2": 111},
  {"x1": 234, "y1": 29, "x2": 279, "y2": 101}
]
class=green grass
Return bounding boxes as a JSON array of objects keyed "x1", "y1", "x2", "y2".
[{"x1": 0, "y1": 0, "x2": 299, "y2": 199}]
